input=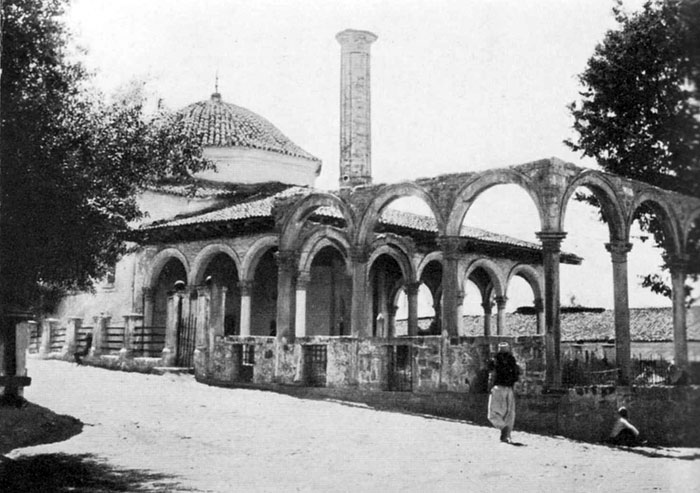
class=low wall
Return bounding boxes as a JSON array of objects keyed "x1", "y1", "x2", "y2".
[{"x1": 198, "y1": 334, "x2": 700, "y2": 446}]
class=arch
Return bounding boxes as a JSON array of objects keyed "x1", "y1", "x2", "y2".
[
  {"x1": 279, "y1": 192, "x2": 356, "y2": 251},
  {"x1": 682, "y1": 206, "x2": 700, "y2": 249},
  {"x1": 559, "y1": 170, "x2": 627, "y2": 242},
  {"x1": 298, "y1": 226, "x2": 351, "y2": 275},
  {"x1": 356, "y1": 182, "x2": 446, "y2": 246},
  {"x1": 367, "y1": 242, "x2": 416, "y2": 282},
  {"x1": 627, "y1": 190, "x2": 682, "y2": 256},
  {"x1": 189, "y1": 243, "x2": 241, "y2": 285},
  {"x1": 367, "y1": 238, "x2": 415, "y2": 283},
  {"x1": 506, "y1": 264, "x2": 543, "y2": 302},
  {"x1": 445, "y1": 169, "x2": 542, "y2": 236},
  {"x1": 460, "y1": 257, "x2": 506, "y2": 299},
  {"x1": 241, "y1": 235, "x2": 279, "y2": 281},
  {"x1": 145, "y1": 247, "x2": 190, "y2": 290},
  {"x1": 416, "y1": 251, "x2": 444, "y2": 280}
]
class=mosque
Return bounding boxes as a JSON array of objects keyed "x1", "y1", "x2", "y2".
[{"x1": 37, "y1": 30, "x2": 699, "y2": 411}]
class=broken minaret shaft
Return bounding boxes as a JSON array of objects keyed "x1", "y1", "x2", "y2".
[{"x1": 336, "y1": 29, "x2": 377, "y2": 189}]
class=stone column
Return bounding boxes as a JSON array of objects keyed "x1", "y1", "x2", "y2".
[
  {"x1": 605, "y1": 241, "x2": 633, "y2": 384},
  {"x1": 63, "y1": 317, "x2": 82, "y2": 358},
  {"x1": 495, "y1": 296, "x2": 507, "y2": 336},
  {"x1": 388, "y1": 305, "x2": 398, "y2": 338},
  {"x1": 350, "y1": 246, "x2": 371, "y2": 337},
  {"x1": 406, "y1": 282, "x2": 420, "y2": 337},
  {"x1": 536, "y1": 231, "x2": 567, "y2": 388},
  {"x1": 438, "y1": 236, "x2": 462, "y2": 337},
  {"x1": 143, "y1": 287, "x2": 155, "y2": 327},
  {"x1": 295, "y1": 273, "x2": 310, "y2": 338},
  {"x1": 534, "y1": 298, "x2": 544, "y2": 334},
  {"x1": 374, "y1": 270, "x2": 389, "y2": 337},
  {"x1": 336, "y1": 29, "x2": 378, "y2": 189},
  {"x1": 120, "y1": 314, "x2": 143, "y2": 361},
  {"x1": 482, "y1": 301, "x2": 493, "y2": 337},
  {"x1": 275, "y1": 250, "x2": 298, "y2": 342},
  {"x1": 162, "y1": 293, "x2": 181, "y2": 366},
  {"x1": 238, "y1": 280, "x2": 253, "y2": 337},
  {"x1": 669, "y1": 255, "x2": 689, "y2": 371},
  {"x1": 456, "y1": 290, "x2": 465, "y2": 336}
]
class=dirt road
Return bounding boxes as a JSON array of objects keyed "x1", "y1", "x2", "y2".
[{"x1": 5, "y1": 359, "x2": 699, "y2": 492}]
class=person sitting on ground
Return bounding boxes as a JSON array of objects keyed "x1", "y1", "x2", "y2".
[
  {"x1": 665, "y1": 362, "x2": 689, "y2": 386},
  {"x1": 74, "y1": 332, "x2": 93, "y2": 366},
  {"x1": 609, "y1": 407, "x2": 645, "y2": 446}
]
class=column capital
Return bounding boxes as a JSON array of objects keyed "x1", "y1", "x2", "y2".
[
  {"x1": 536, "y1": 231, "x2": 567, "y2": 252},
  {"x1": 275, "y1": 250, "x2": 299, "y2": 273},
  {"x1": 533, "y1": 297, "x2": 544, "y2": 312},
  {"x1": 605, "y1": 241, "x2": 633, "y2": 263},
  {"x1": 456, "y1": 290, "x2": 465, "y2": 304},
  {"x1": 668, "y1": 254, "x2": 690, "y2": 273},
  {"x1": 494, "y1": 296, "x2": 507, "y2": 309},
  {"x1": 238, "y1": 280, "x2": 254, "y2": 296},
  {"x1": 437, "y1": 236, "x2": 462, "y2": 259},
  {"x1": 405, "y1": 282, "x2": 421, "y2": 296},
  {"x1": 142, "y1": 287, "x2": 155, "y2": 300},
  {"x1": 296, "y1": 272, "x2": 311, "y2": 290},
  {"x1": 481, "y1": 301, "x2": 493, "y2": 314},
  {"x1": 349, "y1": 245, "x2": 370, "y2": 263}
]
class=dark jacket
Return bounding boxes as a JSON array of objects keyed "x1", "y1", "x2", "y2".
[{"x1": 488, "y1": 352, "x2": 520, "y2": 387}]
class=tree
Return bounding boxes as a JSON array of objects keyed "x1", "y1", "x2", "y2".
[
  {"x1": 566, "y1": 0, "x2": 700, "y2": 303},
  {"x1": 0, "y1": 0, "x2": 212, "y2": 313}
]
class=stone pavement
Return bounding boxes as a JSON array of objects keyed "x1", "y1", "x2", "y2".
[{"x1": 5, "y1": 359, "x2": 699, "y2": 492}]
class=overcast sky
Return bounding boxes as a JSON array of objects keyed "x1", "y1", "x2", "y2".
[{"x1": 65, "y1": 0, "x2": 684, "y2": 311}]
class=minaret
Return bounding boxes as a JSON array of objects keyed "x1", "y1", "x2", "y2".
[{"x1": 336, "y1": 29, "x2": 378, "y2": 189}]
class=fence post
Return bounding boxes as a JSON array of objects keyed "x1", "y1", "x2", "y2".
[
  {"x1": 39, "y1": 319, "x2": 54, "y2": 358},
  {"x1": 91, "y1": 315, "x2": 108, "y2": 357},
  {"x1": 120, "y1": 314, "x2": 142, "y2": 361},
  {"x1": 63, "y1": 317, "x2": 82, "y2": 359}
]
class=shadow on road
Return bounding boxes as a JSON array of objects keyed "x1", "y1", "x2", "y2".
[{"x1": 0, "y1": 453, "x2": 192, "y2": 492}]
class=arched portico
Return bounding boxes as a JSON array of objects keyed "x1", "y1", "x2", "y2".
[
  {"x1": 445, "y1": 169, "x2": 541, "y2": 237},
  {"x1": 356, "y1": 182, "x2": 445, "y2": 247},
  {"x1": 279, "y1": 192, "x2": 356, "y2": 251},
  {"x1": 559, "y1": 170, "x2": 627, "y2": 242}
]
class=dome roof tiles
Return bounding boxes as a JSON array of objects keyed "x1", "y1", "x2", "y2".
[{"x1": 180, "y1": 94, "x2": 320, "y2": 162}]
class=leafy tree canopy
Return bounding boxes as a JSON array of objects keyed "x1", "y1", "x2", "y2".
[
  {"x1": 566, "y1": 0, "x2": 700, "y2": 304},
  {"x1": 1, "y1": 0, "x2": 213, "y2": 312}
]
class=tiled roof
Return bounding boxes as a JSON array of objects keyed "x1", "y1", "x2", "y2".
[
  {"x1": 395, "y1": 307, "x2": 699, "y2": 342},
  {"x1": 140, "y1": 185, "x2": 308, "y2": 230},
  {"x1": 180, "y1": 94, "x2": 320, "y2": 162},
  {"x1": 379, "y1": 209, "x2": 548, "y2": 252},
  {"x1": 456, "y1": 307, "x2": 700, "y2": 342}
]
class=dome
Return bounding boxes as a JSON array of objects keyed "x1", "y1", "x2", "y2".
[{"x1": 180, "y1": 93, "x2": 320, "y2": 163}]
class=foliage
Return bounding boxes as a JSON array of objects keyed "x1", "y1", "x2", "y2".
[
  {"x1": 566, "y1": 0, "x2": 700, "y2": 303},
  {"x1": 1, "y1": 0, "x2": 213, "y2": 312}
]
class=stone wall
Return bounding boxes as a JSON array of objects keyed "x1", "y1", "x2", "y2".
[{"x1": 199, "y1": 334, "x2": 700, "y2": 446}]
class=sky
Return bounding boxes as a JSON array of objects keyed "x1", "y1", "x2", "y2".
[{"x1": 65, "y1": 0, "x2": 686, "y2": 311}]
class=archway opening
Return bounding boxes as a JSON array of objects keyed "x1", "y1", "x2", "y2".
[
  {"x1": 462, "y1": 266, "x2": 497, "y2": 336},
  {"x1": 250, "y1": 248, "x2": 278, "y2": 336},
  {"x1": 201, "y1": 253, "x2": 240, "y2": 336},
  {"x1": 306, "y1": 245, "x2": 350, "y2": 336},
  {"x1": 507, "y1": 274, "x2": 539, "y2": 336},
  {"x1": 369, "y1": 253, "x2": 406, "y2": 337},
  {"x1": 152, "y1": 257, "x2": 187, "y2": 328},
  {"x1": 394, "y1": 282, "x2": 437, "y2": 337}
]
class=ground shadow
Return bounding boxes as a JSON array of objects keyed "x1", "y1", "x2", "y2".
[
  {"x1": 0, "y1": 453, "x2": 193, "y2": 492},
  {"x1": 599, "y1": 444, "x2": 700, "y2": 461}
]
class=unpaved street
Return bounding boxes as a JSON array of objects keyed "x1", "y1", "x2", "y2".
[{"x1": 6, "y1": 359, "x2": 699, "y2": 492}]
